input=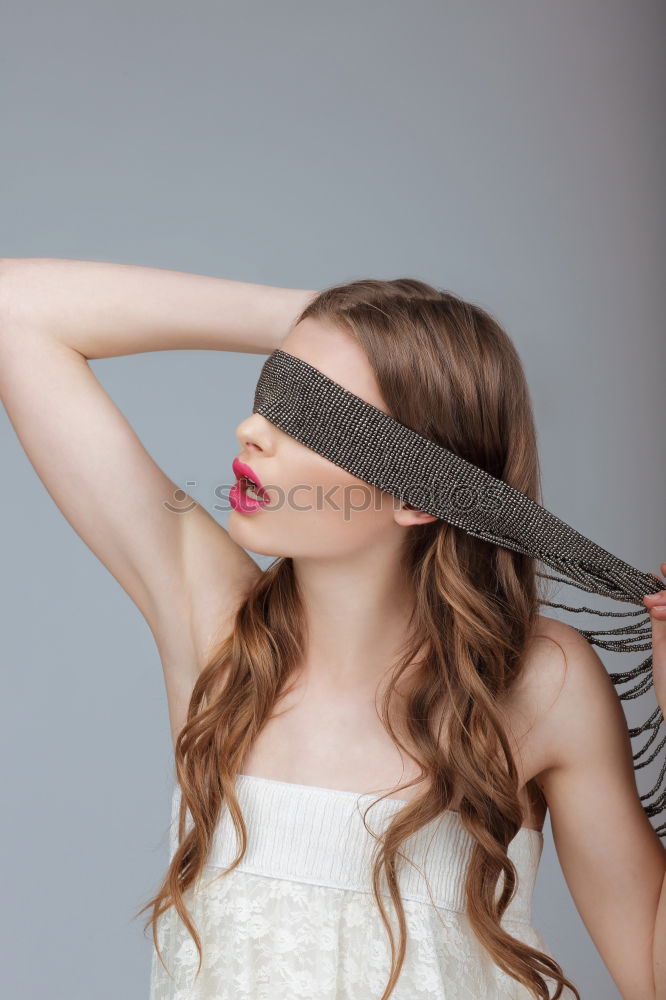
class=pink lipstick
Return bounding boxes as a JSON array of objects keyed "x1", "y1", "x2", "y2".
[{"x1": 230, "y1": 458, "x2": 270, "y2": 514}]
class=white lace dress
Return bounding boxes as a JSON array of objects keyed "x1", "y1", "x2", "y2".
[{"x1": 149, "y1": 773, "x2": 575, "y2": 999}]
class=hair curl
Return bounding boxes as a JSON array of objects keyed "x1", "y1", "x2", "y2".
[{"x1": 136, "y1": 277, "x2": 579, "y2": 999}]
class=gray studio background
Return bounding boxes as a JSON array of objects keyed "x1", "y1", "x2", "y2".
[{"x1": 1, "y1": 2, "x2": 664, "y2": 998}]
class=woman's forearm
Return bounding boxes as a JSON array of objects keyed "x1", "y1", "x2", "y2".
[{"x1": 0, "y1": 257, "x2": 317, "y2": 359}]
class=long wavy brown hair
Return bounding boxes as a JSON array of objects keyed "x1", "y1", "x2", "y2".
[{"x1": 136, "y1": 277, "x2": 580, "y2": 1000}]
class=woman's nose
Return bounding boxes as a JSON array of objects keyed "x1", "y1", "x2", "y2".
[{"x1": 235, "y1": 412, "x2": 273, "y2": 452}]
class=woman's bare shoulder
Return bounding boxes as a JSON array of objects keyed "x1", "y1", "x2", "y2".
[
  {"x1": 500, "y1": 614, "x2": 595, "y2": 783},
  {"x1": 508, "y1": 612, "x2": 630, "y2": 791}
]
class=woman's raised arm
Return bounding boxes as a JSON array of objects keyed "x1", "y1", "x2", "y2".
[
  {"x1": 0, "y1": 256, "x2": 314, "y2": 357},
  {"x1": 0, "y1": 257, "x2": 316, "y2": 744}
]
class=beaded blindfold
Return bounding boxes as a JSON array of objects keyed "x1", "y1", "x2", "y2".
[{"x1": 252, "y1": 348, "x2": 666, "y2": 837}]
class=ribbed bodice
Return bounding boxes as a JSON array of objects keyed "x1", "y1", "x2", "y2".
[{"x1": 168, "y1": 772, "x2": 544, "y2": 924}]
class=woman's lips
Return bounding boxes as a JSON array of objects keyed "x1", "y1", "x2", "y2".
[
  {"x1": 229, "y1": 480, "x2": 269, "y2": 513},
  {"x1": 230, "y1": 457, "x2": 270, "y2": 513},
  {"x1": 232, "y1": 458, "x2": 266, "y2": 493}
]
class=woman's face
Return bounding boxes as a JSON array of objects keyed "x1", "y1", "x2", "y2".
[{"x1": 228, "y1": 315, "x2": 435, "y2": 560}]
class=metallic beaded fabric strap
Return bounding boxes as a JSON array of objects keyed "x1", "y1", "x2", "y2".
[{"x1": 252, "y1": 349, "x2": 666, "y2": 837}]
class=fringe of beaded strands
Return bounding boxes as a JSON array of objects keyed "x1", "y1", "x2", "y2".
[{"x1": 537, "y1": 571, "x2": 665, "y2": 838}]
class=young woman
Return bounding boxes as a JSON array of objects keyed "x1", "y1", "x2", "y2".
[{"x1": 1, "y1": 258, "x2": 664, "y2": 1000}]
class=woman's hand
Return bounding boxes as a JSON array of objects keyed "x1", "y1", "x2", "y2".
[{"x1": 643, "y1": 560, "x2": 666, "y2": 715}]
